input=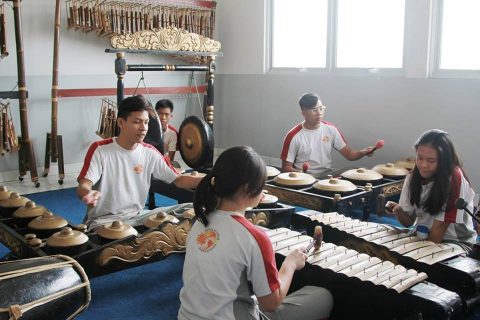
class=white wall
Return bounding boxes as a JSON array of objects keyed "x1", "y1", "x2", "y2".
[
  {"x1": 0, "y1": 0, "x2": 204, "y2": 174},
  {"x1": 214, "y1": 0, "x2": 480, "y2": 189}
]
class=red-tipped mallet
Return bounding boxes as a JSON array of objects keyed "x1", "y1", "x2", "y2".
[
  {"x1": 368, "y1": 139, "x2": 384, "y2": 154},
  {"x1": 305, "y1": 226, "x2": 323, "y2": 253},
  {"x1": 302, "y1": 162, "x2": 310, "y2": 173}
]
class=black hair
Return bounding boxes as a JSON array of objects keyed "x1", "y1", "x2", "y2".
[
  {"x1": 194, "y1": 146, "x2": 266, "y2": 226},
  {"x1": 117, "y1": 95, "x2": 151, "y2": 120},
  {"x1": 409, "y1": 129, "x2": 469, "y2": 216},
  {"x1": 299, "y1": 93, "x2": 320, "y2": 110},
  {"x1": 155, "y1": 99, "x2": 174, "y2": 112}
]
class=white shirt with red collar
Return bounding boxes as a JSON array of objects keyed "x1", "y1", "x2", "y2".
[
  {"x1": 77, "y1": 138, "x2": 177, "y2": 225},
  {"x1": 281, "y1": 121, "x2": 347, "y2": 175},
  {"x1": 399, "y1": 167, "x2": 476, "y2": 244}
]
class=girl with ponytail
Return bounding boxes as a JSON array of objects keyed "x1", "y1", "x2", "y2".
[{"x1": 179, "y1": 146, "x2": 332, "y2": 320}]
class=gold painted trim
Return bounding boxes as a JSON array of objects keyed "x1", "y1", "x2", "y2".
[
  {"x1": 98, "y1": 219, "x2": 192, "y2": 266},
  {"x1": 247, "y1": 212, "x2": 268, "y2": 227},
  {"x1": 110, "y1": 26, "x2": 221, "y2": 52},
  {"x1": 0, "y1": 231, "x2": 23, "y2": 256}
]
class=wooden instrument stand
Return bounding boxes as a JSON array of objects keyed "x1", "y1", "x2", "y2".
[{"x1": 2, "y1": 0, "x2": 39, "y2": 187}]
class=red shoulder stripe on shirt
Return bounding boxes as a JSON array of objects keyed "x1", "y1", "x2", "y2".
[
  {"x1": 231, "y1": 215, "x2": 280, "y2": 293},
  {"x1": 77, "y1": 139, "x2": 113, "y2": 181},
  {"x1": 280, "y1": 123, "x2": 303, "y2": 160},
  {"x1": 141, "y1": 142, "x2": 178, "y2": 173},
  {"x1": 167, "y1": 124, "x2": 178, "y2": 134},
  {"x1": 322, "y1": 120, "x2": 347, "y2": 144},
  {"x1": 444, "y1": 167, "x2": 462, "y2": 223}
]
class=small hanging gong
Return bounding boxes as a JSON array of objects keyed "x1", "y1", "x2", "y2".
[{"x1": 179, "y1": 116, "x2": 214, "y2": 169}]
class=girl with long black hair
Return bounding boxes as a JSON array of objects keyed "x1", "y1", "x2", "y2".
[{"x1": 178, "y1": 146, "x2": 332, "y2": 320}]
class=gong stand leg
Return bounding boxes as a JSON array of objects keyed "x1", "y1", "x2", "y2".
[
  {"x1": 57, "y1": 135, "x2": 65, "y2": 184},
  {"x1": 17, "y1": 136, "x2": 26, "y2": 180},
  {"x1": 115, "y1": 51, "x2": 126, "y2": 105},
  {"x1": 11, "y1": 0, "x2": 39, "y2": 187},
  {"x1": 43, "y1": 132, "x2": 51, "y2": 176}
]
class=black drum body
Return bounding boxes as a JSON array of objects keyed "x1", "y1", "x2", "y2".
[{"x1": 0, "y1": 255, "x2": 90, "y2": 320}]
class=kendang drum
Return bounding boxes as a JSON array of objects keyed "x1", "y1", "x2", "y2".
[{"x1": 0, "y1": 255, "x2": 91, "y2": 320}]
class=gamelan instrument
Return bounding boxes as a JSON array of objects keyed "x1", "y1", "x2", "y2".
[
  {"x1": 0, "y1": 200, "x2": 195, "y2": 278},
  {"x1": 96, "y1": 98, "x2": 117, "y2": 139},
  {"x1": 293, "y1": 210, "x2": 480, "y2": 312},
  {"x1": 266, "y1": 172, "x2": 375, "y2": 218},
  {"x1": 266, "y1": 227, "x2": 462, "y2": 319},
  {"x1": 0, "y1": 255, "x2": 90, "y2": 320},
  {"x1": 0, "y1": 101, "x2": 19, "y2": 155},
  {"x1": 65, "y1": 0, "x2": 216, "y2": 39}
]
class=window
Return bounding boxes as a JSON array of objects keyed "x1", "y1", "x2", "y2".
[
  {"x1": 336, "y1": 0, "x2": 405, "y2": 68},
  {"x1": 435, "y1": 0, "x2": 480, "y2": 72},
  {"x1": 270, "y1": 0, "x2": 405, "y2": 71},
  {"x1": 271, "y1": 0, "x2": 328, "y2": 68}
]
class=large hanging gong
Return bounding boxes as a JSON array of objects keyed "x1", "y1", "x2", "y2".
[{"x1": 179, "y1": 116, "x2": 214, "y2": 169}]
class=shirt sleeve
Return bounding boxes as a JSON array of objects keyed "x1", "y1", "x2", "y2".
[
  {"x1": 152, "y1": 150, "x2": 178, "y2": 183},
  {"x1": 247, "y1": 231, "x2": 280, "y2": 297},
  {"x1": 399, "y1": 174, "x2": 415, "y2": 216},
  {"x1": 332, "y1": 127, "x2": 347, "y2": 151},
  {"x1": 436, "y1": 168, "x2": 475, "y2": 224},
  {"x1": 285, "y1": 137, "x2": 299, "y2": 164},
  {"x1": 78, "y1": 143, "x2": 103, "y2": 185}
]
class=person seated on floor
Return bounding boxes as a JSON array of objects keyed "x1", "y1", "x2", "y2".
[
  {"x1": 178, "y1": 146, "x2": 333, "y2": 320},
  {"x1": 386, "y1": 129, "x2": 476, "y2": 249},
  {"x1": 76, "y1": 95, "x2": 203, "y2": 230},
  {"x1": 281, "y1": 92, "x2": 376, "y2": 179},
  {"x1": 155, "y1": 99, "x2": 179, "y2": 165}
]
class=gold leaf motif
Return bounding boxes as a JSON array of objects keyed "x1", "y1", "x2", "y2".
[
  {"x1": 0, "y1": 231, "x2": 23, "y2": 256},
  {"x1": 247, "y1": 212, "x2": 268, "y2": 227},
  {"x1": 98, "y1": 219, "x2": 192, "y2": 266},
  {"x1": 110, "y1": 26, "x2": 221, "y2": 52}
]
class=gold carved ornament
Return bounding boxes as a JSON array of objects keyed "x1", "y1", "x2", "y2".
[
  {"x1": 0, "y1": 231, "x2": 23, "y2": 256},
  {"x1": 110, "y1": 26, "x2": 221, "y2": 52},
  {"x1": 247, "y1": 212, "x2": 268, "y2": 227},
  {"x1": 98, "y1": 219, "x2": 192, "y2": 266}
]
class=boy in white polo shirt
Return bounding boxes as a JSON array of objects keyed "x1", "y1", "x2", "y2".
[{"x1": 281, "y1": 92, "x2": 376, "y2": 178}]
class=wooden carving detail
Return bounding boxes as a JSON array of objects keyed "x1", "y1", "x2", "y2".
[
  {"x1": 247, "y1": 212, "x2": 268, "y2": 227},
  {"x1": 110, "y1": 26, "x2": 221, "y2": 52},
  {"x1": 98, "y1": 219, "x2": 192, "y2": 266},
  {"x1": 265, "y1": 186, "x2": 324, "y2": 210},
  {"x1": 0, "y1": 231, "x2": 23, "y2": 256},
  {"x1": 381, "y1": 181, "x2": 404, "y2": 198}
]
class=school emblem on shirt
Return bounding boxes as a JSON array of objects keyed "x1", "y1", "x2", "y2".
[
  {"x1": 322, "y1": 135, "x2": 330, "y2": 143},
  {"x1": 196, "y1": 228, "x2": 219, "y2": 252},
  {"x1": 133, "y1": 164, "x2": 144, "y2": 174}
]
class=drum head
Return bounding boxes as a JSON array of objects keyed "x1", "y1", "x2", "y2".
[{"x1": 179, "y1": 116, "x2": 214, "y2": 168}]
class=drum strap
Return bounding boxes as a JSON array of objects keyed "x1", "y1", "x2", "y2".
[{"x1": 0, "y1": 260, "x2": 91, "y2": 320}]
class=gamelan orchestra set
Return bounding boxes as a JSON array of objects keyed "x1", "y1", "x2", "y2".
[{"x1": 0, "y1": 1, "x2": 479, "y2": 320}]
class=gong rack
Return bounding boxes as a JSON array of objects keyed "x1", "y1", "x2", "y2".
[
  {"x1": 0, "y1": 203, "x2": 195, "y2": 278},
  {"x1": 264, "y1": 176, "x2": 405, "y2": 221}
]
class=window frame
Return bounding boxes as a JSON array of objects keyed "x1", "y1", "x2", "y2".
[{"x1": 429, "y1": 0, "x2": 480, "y2": 79}]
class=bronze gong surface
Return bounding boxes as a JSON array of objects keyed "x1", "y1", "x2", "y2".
[{"x1": 179, "y1": 116, "x2": 214, "y2": 168}]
